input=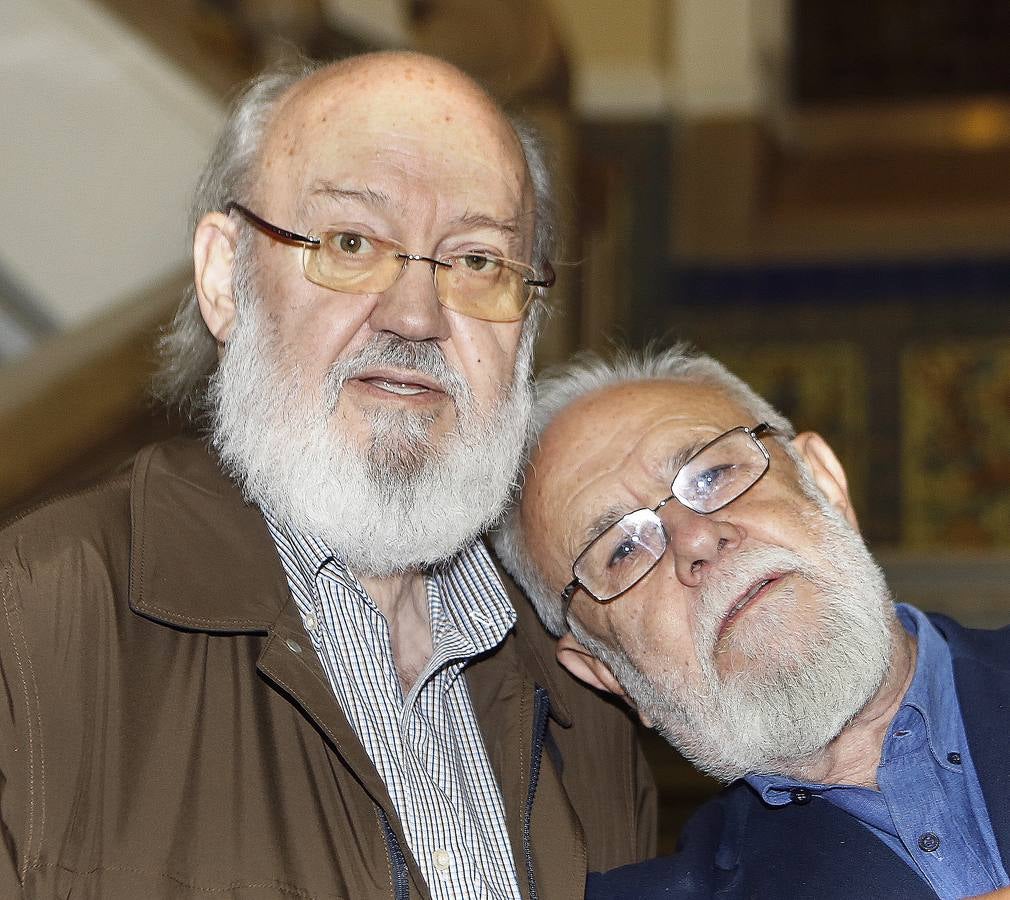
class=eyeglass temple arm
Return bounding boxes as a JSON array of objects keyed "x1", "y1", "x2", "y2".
[
  {"x1": 525, "y1": 260, "x2": 556, "y2": 288},
  {"x1": 559, "y1": 580, "x2": 579, "y2": 626},
  {"x1": 225, "y1": 202, "x2": 320, "y2": 247}
]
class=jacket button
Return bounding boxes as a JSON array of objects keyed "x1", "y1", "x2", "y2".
[
  {"x1": 918, "y1": 832, "x2": 941, "y2": 853},
  {"x1": 947, "y1": 752, "x2": 962, "y2": 765},
  {"x1": 285, "y1": 638, "x2": 303, "y2": 654},
  {"x1": 790, "y1": 788, "x2": 812, "y2": 805}
]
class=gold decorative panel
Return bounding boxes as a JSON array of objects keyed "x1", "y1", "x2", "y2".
[
  {"x1": 718, "y1": 342, "x2": 869, "y2": 519},
  {"x1": 902, "y1": 341, "x2": 1010, "y2": 547}
]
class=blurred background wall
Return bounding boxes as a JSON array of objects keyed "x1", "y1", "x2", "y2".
[{"x1": 2, "y1": 0, "x2": 1009, "y2": 851}]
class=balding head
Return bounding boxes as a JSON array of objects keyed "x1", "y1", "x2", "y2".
[{"x1": 255, "y1": 53, "x2": 526, "y2": 217}]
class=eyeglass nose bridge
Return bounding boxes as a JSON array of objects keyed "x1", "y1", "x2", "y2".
[
  {"x1": 388, "y1": 251, "x2": 453, "y2": 301},
  {"x1": 394, "y1": 251, "x2": 452, "y2": 269}
]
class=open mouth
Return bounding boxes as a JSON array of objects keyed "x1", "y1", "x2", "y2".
[
  {"x1": 363, "y1": 378, "x2": 432, "y2": 396},
  {"x1": 716, "y1": 574, "x2": 784, "y2": 642},
  {"x1": 353, "y1": 370, "x2": 445, "y2": 400}
]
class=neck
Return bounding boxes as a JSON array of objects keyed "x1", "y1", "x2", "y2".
[
  {"x1": 786, "y1": 622, "x2": 918, "y2": 788},
  {"x1": 357, "y1": 571, "x2": 433, "y2": 693}
]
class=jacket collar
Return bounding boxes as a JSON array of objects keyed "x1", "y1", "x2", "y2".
[
  {"x1": 129, "y1": 437, "x2": 291, "y2": 632},
  {"x1": 127, "y1": 437, "x2": 574, "y2": 724}
]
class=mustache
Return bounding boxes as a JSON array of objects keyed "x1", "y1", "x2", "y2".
[
  {"x1": 322, "y1": 334, "x2": 472, "y2": 407},
  {"x1": 695, "y1": 546, "x2": 808, "y2": 643}
]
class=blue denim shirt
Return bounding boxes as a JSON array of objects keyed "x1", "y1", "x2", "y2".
[{"x1": 747, "y1": 604, "x2": 1009, "y2": 900}]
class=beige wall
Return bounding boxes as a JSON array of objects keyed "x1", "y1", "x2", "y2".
[
  {"x1": 547, "y1": 0, "x2": 785, "y2": 118},
  {"x1": 1, "y1": 0, "x2": 221, "y2": 337}
]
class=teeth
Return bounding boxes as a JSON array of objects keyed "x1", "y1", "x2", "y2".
[
  {"x1": 374, "y1": 379, "x2": 426, "y2": 396},
  {"x1": 731, "y1": 579, "x2": 770, "y2": 615}
]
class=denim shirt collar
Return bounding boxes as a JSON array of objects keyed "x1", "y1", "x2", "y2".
[{"x1": 747, "y1": 603, "x2": 957, "y2": 805}]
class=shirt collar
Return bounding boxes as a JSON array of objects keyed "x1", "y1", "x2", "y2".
[
  {"x1": 746, "y1": 603, "x2": 955, "y2": 805},
  {"x1": 266, "y1": 514, "x2": 516, "y2": 659},
  {"x1": 127, "y1": 439, "x2": 573, "y2": 719},
  {"x1": 884, "y1": 603, "x2": 959, "y2": 767}
]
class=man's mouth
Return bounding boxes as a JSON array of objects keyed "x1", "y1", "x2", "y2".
[
  {"x1": 352, "y1": 370, "x2": 446, "y2": 400},
  {"x1": 365, "y1": 378, "x2": 431, "y2": 396},
  {"x1": 716, "y1": 574, "x2": 784, "y2": 642}
]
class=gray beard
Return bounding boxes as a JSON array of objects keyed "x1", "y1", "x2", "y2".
[
  {"x1": 208, "y1": 286, "x2": 533, "y2": 577},
  {"x1": 593, "y1": 497, "x2": 895, "y2": 783}
]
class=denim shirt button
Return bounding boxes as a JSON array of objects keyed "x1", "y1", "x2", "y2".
[{"x1": 918, "y1": 832, "x2": 941, "y2": 853}]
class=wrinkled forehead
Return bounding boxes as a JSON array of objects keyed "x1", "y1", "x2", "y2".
[
  {"x1": 526, "y1": 380, "x2": 752, "y2": 551},
  {"x1": 254, "y1": 61, "x2": 532, "y2": 226}
]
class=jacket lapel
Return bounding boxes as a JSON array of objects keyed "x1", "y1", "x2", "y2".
[
  {"x1": 467, "y1": 579, "x2": 585, "y2": 900},
  {"x1": 128, "y1": 438, "x2": 290, "y2": 632},
  {"x1": 939, "y1": 615, "x2": 1010, "y2": 871},
  {"x1": 128, "y1": 438, "x2": 433, "y2": 897}
]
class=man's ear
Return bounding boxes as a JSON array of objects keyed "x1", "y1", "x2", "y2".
[
  {"x1": 193, "y1": 211, "x2": 240, "y2": 344},
  {"x1": 557, "y1": 633, "x2": 653, "y2": 727},
  {"x1": 790, "y1": 431, "x2": 858, "y2": 529}
]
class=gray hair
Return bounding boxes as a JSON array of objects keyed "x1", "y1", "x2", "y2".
[
  {"x1": 154, "y1": 58, "x2": 556, "y2": 416},
  {"x1": 492, "y1": 343, "x2": 798, "y2": 637}
]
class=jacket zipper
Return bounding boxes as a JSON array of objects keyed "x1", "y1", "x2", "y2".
[
  {"x1": 522, "y1": 684, "x2": 551, "y2": 900},
  {"x1": 378, "y1": 806, "x2": 410, "y2": 900}
]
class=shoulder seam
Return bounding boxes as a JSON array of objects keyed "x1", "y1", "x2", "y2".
[{"x1": 1, "y1": 478, "x2": 129, "y2": 532}]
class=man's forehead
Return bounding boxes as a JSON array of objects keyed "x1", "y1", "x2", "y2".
[
  {"x1": 530, "y1": 379, "x2": 748, "y2": 538},
  {"x1": 545, "y1": 379, "x2": 745, "y2": 458},
  {"x1": 259, "y1": 57, "x2": 527, "y2": 197}
]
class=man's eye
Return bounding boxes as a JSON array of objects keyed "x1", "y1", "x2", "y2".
[
  {"x1": 462, "y1": 253, "x2": 499, "y2": 272},
  {"x1": 692, "y1": 464, "x2": 734, "y2": 493},
  {"x1": 331, "y1": 232, "x2": 372, "y2": 254},
  {"x1": 606, "y1": 536, "x2": 642, "y2": 568}
]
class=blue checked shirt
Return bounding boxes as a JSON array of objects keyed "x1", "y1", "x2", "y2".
[
  {"x1": 748, "y1": 604, "x2": 1009, "y2": 899},
  {"x1": 267, "y1": 517, "x2": 522, "y2": 900}
]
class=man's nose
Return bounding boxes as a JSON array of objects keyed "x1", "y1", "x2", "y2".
[
  {"x1": 367, "y1": 257, "x2": 452, "y2": 342},
  {"x1": 662, "y1": 503, "x2": 744, "y2": 587}
]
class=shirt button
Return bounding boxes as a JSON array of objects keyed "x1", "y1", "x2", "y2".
[
  {"x1": 947, "y1": 751, "x2": 962, "y2": 765},
  {"x1": 285, "y1": 638, "x2": 303, "y2": 654},
  {"x1": 303, "y1": 613, "x2": 318, "y2": 632},
  {"x1": 432, "y1": 849, "x2": 451, "y2": 871},
  {"x1": 790, "y1": 788, "x2": 812, "y2": 805},
  {"x1": 918, "y1": 832, "x2": 941, "y2": 853}
]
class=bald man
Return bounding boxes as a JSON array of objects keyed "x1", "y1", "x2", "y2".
[{"x1": 0, "y1": 54, "x2": 654, "y2": 898}]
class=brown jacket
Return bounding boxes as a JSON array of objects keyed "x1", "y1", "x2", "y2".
[{"x1": 0, "y1": 438, "x2": 655, "y2": 898}]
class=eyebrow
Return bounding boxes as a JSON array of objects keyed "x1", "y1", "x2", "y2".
[
  {"x1": 581, "y1": 503, "x2": 633, "y2": 549},
  {"x1": 661, "y1": 439, "x2": 706, "y2": 483},
  {"x1": 449, "y1": 210, "x2": 520, "y2": 236}
]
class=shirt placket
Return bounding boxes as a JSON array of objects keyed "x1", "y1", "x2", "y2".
[{"x1": 880, "y1": 711, "x2": 999, "y2": 899}]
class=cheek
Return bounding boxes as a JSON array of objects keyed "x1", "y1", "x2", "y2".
[
  {"x1": 260, "y1": 278, "x2": 376, "y2": 368},
  {"x1": 444, "y1": 316, "x2": 523, "y2": 400}
]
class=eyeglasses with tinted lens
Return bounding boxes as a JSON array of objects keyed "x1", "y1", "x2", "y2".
[
  {"x1": 560, "y1": 423, "x2": 774, "y2": 622},
  {"x1": 225, "y1": 202, "x2": 554, "y2": 323}
]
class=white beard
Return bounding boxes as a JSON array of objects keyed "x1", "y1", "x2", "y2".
[
  {"x1": 598, "y1": 497, "x2": 895, "y2": 782},
  {"x1": 208, "y1": 281, "x2": 533, "y2": 577}
]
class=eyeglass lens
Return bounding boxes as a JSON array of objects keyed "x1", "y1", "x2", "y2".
[
  {"x1": 303, "y1": 230, "x2": 534, "y2": 322},
  {"x1": 573, "y1": 427, "x2": 769, "y2": 601}
]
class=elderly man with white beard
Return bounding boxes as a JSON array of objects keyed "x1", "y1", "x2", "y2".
[
  {"x1": 0, "y1": 54, "x2": 655, "y2": 898},
  {"x1": 494, "y1": 345, "x2": 1010, "y2": 900}
]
